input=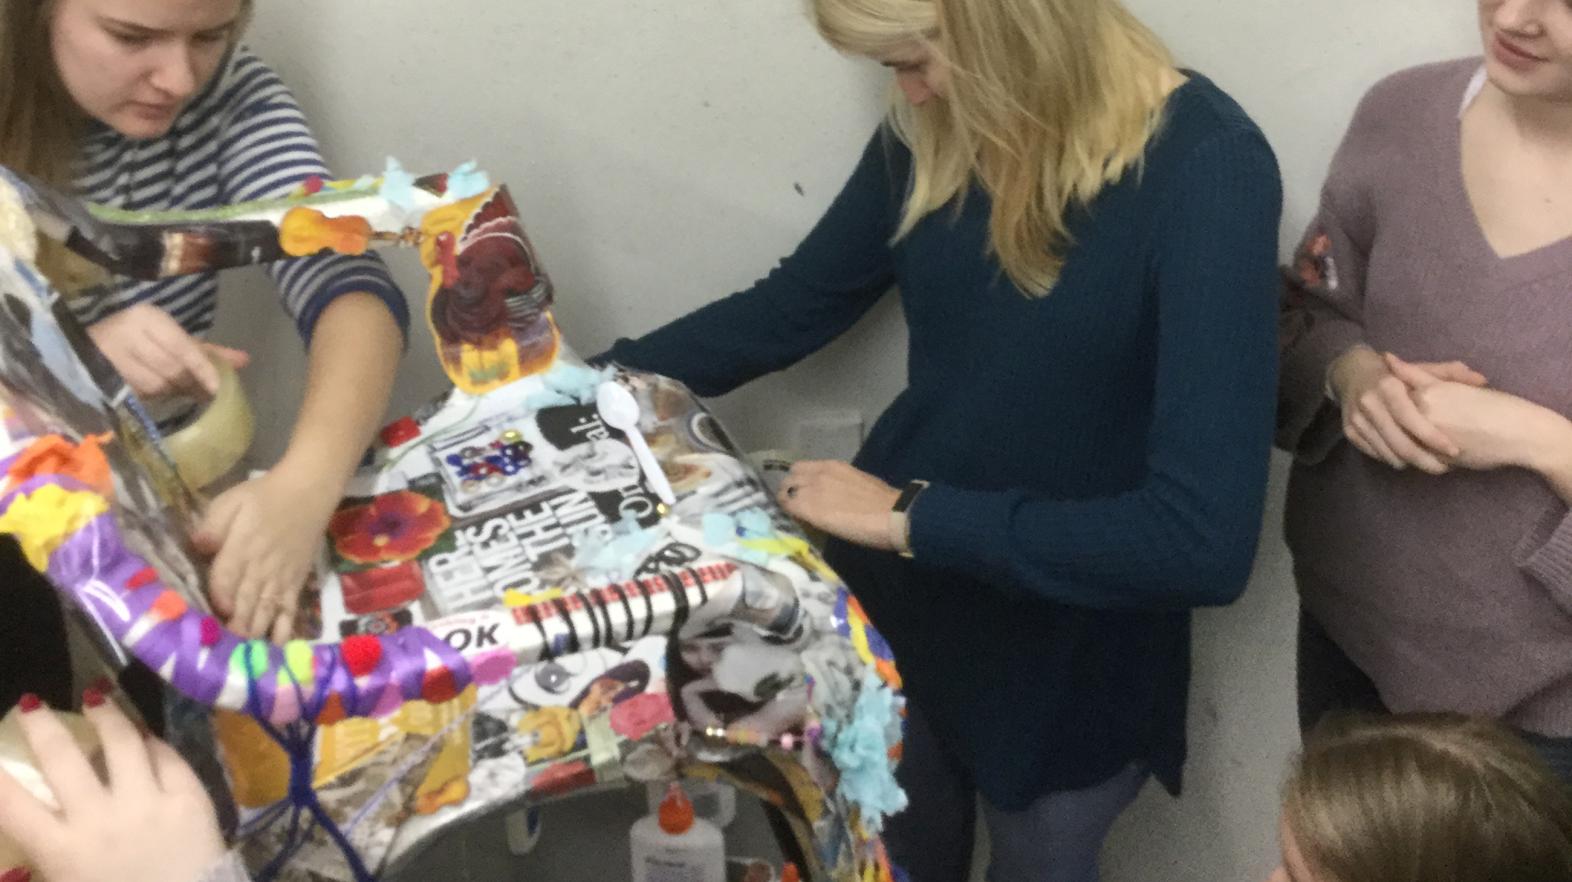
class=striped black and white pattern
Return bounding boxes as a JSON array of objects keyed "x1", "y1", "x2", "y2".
[{"x1": 68, "y1": 47, "x2": 408, "y2": 341}]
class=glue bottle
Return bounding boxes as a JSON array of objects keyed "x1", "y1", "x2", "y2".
[
  {"x1": 631, "y1": 781, "x2": 726, "y2": 882},
  {"x1": 646, "y1": 778, "x2": 738, "y2": 829}
]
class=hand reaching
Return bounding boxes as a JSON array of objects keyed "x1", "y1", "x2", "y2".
[
  {"x1": 87, "y1": 303, "x2": 249, "y2": 400},
  {"x1": 0, "y1": 688, "x2": 227, "y2": 882},
  {"x1": 777, "y1": 461, "x2": 900, "y2": 551},
  {"x1": 196, "y1": 466, "x2": 337, "y2": 642}
]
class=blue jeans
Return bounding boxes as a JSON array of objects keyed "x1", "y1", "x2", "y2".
[{"x1": 883, "y1": 704, "x2": 1148, "y2": 882}]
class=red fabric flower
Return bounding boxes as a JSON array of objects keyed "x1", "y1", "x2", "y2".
[
  {"x1": 329, "y1": 490, "x2": 451, "y2": 565},
  {"x1": 609, "y1": 691, "x2": 674, "y2": 741}
]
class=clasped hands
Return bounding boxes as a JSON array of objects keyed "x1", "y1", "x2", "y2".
[{"x1": 1330, "y1": 344, "x2": 1572, "y2": 479}]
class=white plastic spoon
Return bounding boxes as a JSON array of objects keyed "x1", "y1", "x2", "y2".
[{"x1": 595, "y1": 380, "x2": 676, "y2": 506}]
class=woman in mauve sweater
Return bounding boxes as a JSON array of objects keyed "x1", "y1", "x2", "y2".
[
  {"x1": 1278, "y1": 0, "x2": 1572, "y2": 779},
  {"x1": 602, "y1": 0, "x2": 1281, "y2": 878}
]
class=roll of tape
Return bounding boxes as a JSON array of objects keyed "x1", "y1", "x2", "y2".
[{"x1": 162, "y1": 354, "x2": 254, "y2": 489}]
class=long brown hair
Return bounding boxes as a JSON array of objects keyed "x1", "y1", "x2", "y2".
[
  {"x1": 1284, "y1": 714, "x2": 1572, "y2": 882},
  {"x1": 810, "y1": 0, "x2": 1175, "y2": 297},
  {"x1": 0, "y1": 0, "x2": 82, "y2": 187},
  {"x1": 0, "y1": 0, "x2": 252, "y2": 287}
]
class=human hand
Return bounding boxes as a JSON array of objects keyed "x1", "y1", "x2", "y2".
[
  {"x1": 1384, "y1": 353, "x2": 1572, "y2": 474},
  {"x1": 777, "y1": 461, "x2": 900, "y2": 551},
  {"x1": 1327, "y1": 345, "x2": 1486, "y2": 473},
  {"x1": 195, "y1": 465, "x2": 336, "y2": 642},
  {"x1": 0, "y1": 687, "x2": 226, "y2": 882},
  {"x1": 87, "y1": 303, "x2": 249, "y2": 399}
]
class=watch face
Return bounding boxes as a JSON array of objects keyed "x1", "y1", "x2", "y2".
[{"x1": 894, "y1": 480, "x2": 927, "y2": 512}]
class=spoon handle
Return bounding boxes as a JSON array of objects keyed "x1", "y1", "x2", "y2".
[{"x1": 626, "y1": 430, "x2": 676, "y2": 506}]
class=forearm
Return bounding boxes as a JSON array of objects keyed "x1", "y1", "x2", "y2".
[
  {"x1": 277, "y1": 293, "x2": 401, "y2": 495},
  {"x1": 1529, "y1": 412, "x2": 1572, "y2": 504}
]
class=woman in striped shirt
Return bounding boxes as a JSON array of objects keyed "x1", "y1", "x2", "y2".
[{"x1": 0, "y1": 0, "x2": 408, "y2": 674}]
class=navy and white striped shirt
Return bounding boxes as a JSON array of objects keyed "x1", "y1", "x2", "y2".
[{"x1": 69, "y1": 47, "x2": 409, "y2": 341}]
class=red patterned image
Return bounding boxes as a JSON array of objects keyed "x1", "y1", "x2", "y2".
[{"x1": 328, "y1": 489, "x2": 451, "y2": 567}]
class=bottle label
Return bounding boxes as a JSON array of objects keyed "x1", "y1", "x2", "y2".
[{"x1": 641, "y1": 856, "x2": 710, "y2": 882}]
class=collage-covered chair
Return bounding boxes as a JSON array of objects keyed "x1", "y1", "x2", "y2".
[{"x1": 0, "y1": 164, "x2": 905, "y2": 882}]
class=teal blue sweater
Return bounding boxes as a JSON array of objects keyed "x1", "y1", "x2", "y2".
[{"x1": 601, "y1": 74, "x2": 1282, "y2": 807}]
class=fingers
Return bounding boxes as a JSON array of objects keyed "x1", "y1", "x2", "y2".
[
  {"x1": 82, "y1": 682, "x2": 157, "y2": 797},
  {"x1": 269, "y1": 604, "x2": 297, "y2": 644},
  {"x1": 1379, "y1": 379, "x2": 1460, "y2": 460},
  {"x1": 143, "y1": 738, "x2": 207, "y2": 804},
  {"x1": 1362, "y1": 399, "x2": 1450, "y2": 474},
  {"x1": 145, "y1": 318, "x2": 219, "y2": 396},
  {"x1": 0, "y1": 761, "x2": 63, "y2": 861},
  {"x1": 225, "y1": 568, "x2": 268, "y2": 640},
  {"x1": 1347, "y1": 412, "x2": 1403, "y2": 468},
  {"x1": 197, "y1": 501, "x2": 245, "y2": 618},
  {"x1": 13, "y1": 701, "x2": 104, "y2": 819},
  {"x1": 777, "y1": 461, "x2": 826, "y2": 514},
  {"x1": 1382, "y1": 353, "x2": 1438, "y2": 389},
  {"x1": 1386, "y1": 352, "x2": 1488, "y2": 388},
  {"x1": 202, "y1": 343, "x2": 251, "y2": 371}
]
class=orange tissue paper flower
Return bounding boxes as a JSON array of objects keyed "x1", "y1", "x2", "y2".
[{"x1": 7, "y1": 434, "x2": 112, "y2": 496}]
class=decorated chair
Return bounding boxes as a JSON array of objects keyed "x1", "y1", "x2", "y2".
[{"x1": 0, "y1": 164, "x2": 905, "y2": 882}]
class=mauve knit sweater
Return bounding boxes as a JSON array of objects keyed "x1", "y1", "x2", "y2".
[{"x1": 1279, "y1": 58, "x2": 1572, "y2": 735}]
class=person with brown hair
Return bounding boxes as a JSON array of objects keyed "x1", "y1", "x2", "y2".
[
  {"x1": 1270, "y1": 714, "x2": 1572, "y2": 882},
  {"x1": 0, "y1": 0, "x2": 411, "y2": 722}
]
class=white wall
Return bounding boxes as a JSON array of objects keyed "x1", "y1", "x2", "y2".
[{"x1": 216, "y1": 2, "x2": 1479, "y2": 880}]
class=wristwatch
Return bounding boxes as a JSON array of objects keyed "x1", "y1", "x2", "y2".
[{"x1": 888, "y1": 480, "x2": 929, "y2": 560}]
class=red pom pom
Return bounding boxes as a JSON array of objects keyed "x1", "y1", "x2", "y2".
[
  {"x1": 342, "y1": 635, "x2": 382, "y2": 678},
  {"x1": 199, "y1": 616, "x2": 222, "y2": 648},
  {"x1": 421, "y1": 667, "x2": 458, "y2": 704},
  {"x1": 302, "y1": 175, "x2": 324, "y2": 195}
]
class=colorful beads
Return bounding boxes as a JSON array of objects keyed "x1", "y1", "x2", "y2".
[{"x1": 442, "y1": 431, "x2": 532, "y2": 484}]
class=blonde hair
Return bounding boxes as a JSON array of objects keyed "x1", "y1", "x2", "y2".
[
  {"x1": 1284, "y1": 714, "x2": 1572, "y2": 882},
  {"x1": 810, "y1": 0, "x2": 1175, "y2": 297}
]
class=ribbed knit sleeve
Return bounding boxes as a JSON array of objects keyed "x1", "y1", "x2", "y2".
[
  {"x1": 597, "y1": 129, "x2": 900, "y2": 395},
  {"x1": 907, "y1": 130, "x2": 1282, "y2": 611},
  {"x1": 215, "y1": 50, "x2": 409, "y2": 343},
  {"x1": 1518, "y1": 502, "x2": 1572, "y2": 611},
  {"x1": 1276, "y1": 91, "x2": 1381, "y2": 463}
]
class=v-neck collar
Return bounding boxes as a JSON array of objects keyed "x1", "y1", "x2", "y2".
[{"x1": 1446, "y1": 63, "x2": 1572, "y2": 279}]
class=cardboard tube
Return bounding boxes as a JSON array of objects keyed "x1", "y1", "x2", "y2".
[{"x1": 162, "y1": 354, "x2": 254, "y2": 490}]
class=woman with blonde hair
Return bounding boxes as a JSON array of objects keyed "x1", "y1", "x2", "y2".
[
  {"x1": 0, "y1": 0, "x2": 408, "y2": 723},
  {"x1": 1271, "y1": 714, "x2": 1572, "y2": 882},
  {"x1": 600, "y1": 0, "x2": 1281, "y2": 877}
]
